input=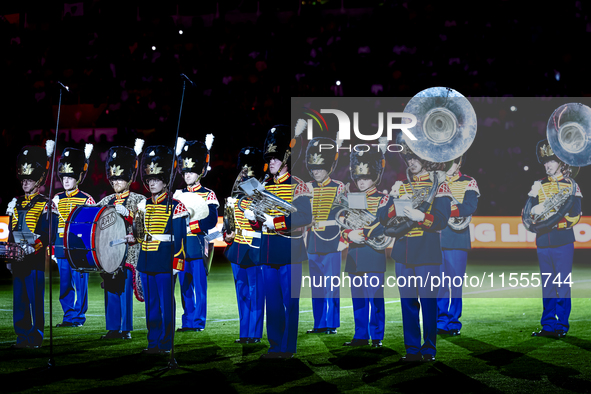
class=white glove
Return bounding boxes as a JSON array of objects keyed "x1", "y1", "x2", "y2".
[
  {"x1": 23, "y1": 245, "x2": 36, "y2": 255},
  {"x1": 52, "y1": 195, "x2": 60, "y2": 209},
  {"x1": 115, "y1": 204, "x2": 130, "y2": 217},
  {"x1": 51, "y1": 255, "x2": 57, "y2": 263},
  {"x1": 173, "y1": 269, "x2": 181, "y2": 275},
  {"x1": 6, "y1": 263, "x2": 12, "y2": 274},
  {"x1": 404, "y1": 207, "x2": 425, "y2": 222},
  {"x1": 244, "y1": 209, "x2": 256, "y2": 221},
  {"x1": 399, "y1": 193, "x2": 411, "y2": 200},
  {"x1": 348, "y1": 229, "x2": 365, "y2": 244},
  {"x1": 390, "y1": 181, "x2": 403, "y2": 198},
  {"x1": 531, "y1": 203, "x2": 545, "y2": 216},
  {"x1": 337, "y1": 241, "x2": 348, "y2": 252},
  {"x1": 263, "y1": 213, "x2": 275, "y2": 230},
  {"x1": 6, "y1": 198, "x2": 16, "y2": 216},
  {"x1": 528, "y1": 181, "x2": 542, "y2": 197}
]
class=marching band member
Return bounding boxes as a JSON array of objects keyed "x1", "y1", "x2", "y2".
[
  {"x1": 174, "y1": 135, "x2": 219, "y2": 332},
  {"x1": 437, "y1": 156, "x2": 480, "y2": 336},
  {"x1": 383, "y1": 145, "x2": 451, "y2": 362},
  {"x1": 340, "y1": 144, "x2": 391, "y2": 348},
  {"x1": 224, "y1": 147, "x2": 265, "y2": 344},
  {"x1": 53, "y1": 145, "x2": 95, "y2": 328},
  {"x1": 96, "y1": 140, "x2": 146, "y2": 340},
  {"x1": 304, "y1": 137, "x2": 346, "y2": 336},
  {"x1": 249, "y1": 123, "x2": 312, "y2": 359},
  {"x1": 526, "y1": 140, "x2": 582, "y2": 338},
  {"x1": 6, "y1": 142, "x2": 55, "y2": 348},
  {"x1": 137, "y1": 145, "x2": 188, "y2": 354}
]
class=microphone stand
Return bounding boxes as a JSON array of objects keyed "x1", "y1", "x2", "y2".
[
  {"x1": 157, "y1": 74, "x2": 192, "y2": 373},
  {"x1": 45, "y1": 81, "x2": 68, "y2": 369}
]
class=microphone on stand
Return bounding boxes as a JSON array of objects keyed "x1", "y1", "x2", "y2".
[
  {"x1": 57, "y1": 81, "x2": 70, "y2": 92},
  {"x1": 180, "y1": 74, "x2": 196, "y2": 87}
]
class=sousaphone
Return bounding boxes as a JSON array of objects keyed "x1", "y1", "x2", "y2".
[
  {"x1": 386, "y1": 87, "x2": 477, "y2": 237},
  {"x1": 522, "y1": 102, "x2": 591, "y2": 233}
]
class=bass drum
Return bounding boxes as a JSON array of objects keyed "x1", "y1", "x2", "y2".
[{"x1": 64, "y1": 205, "x2": 128, "y2": 273}]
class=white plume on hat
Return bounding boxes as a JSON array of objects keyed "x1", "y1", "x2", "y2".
[
  {"x1": 84, "y1": 143, "x2": 93, "y2": 159},
  {"x1": 378, "y1": 137, "x2": 387, "y2": 154},
  {"x1": 176, "y1": 137, "x2": 186, "y2": 156},
  {"x1": 205, "y1": 134, "x2": 214, "y2": 151},
  {"x1": 295, "y1": 119, "x2": 306, "y2": 137},
  {"x1": 336, "y1": 132, "x2": 343, "y2": 149},
  {"x1": 134, "y1": 138, "x2": 145, "y2": 156},
  {"x1": 45, "y1": 140, "x2": 55, "y2": 158}
]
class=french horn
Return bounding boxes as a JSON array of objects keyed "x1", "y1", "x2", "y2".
[
  {"x1": 522, "y1": 102, "x2": 590, "y2": 233},
  {"x1": 386, "y1": 87, "x2": 478, "y2": 237}
]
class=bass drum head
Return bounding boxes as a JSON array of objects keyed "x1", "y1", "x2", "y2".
[{"x1": 94, "y1": 206, "x2": 127, "y2": 273}]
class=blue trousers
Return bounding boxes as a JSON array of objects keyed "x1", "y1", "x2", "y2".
[
  {"x1": 437, "y1": 249, "x2": 468, "y2": 331},
  {"x1": 141, "y1": 272, "x2": 175, "y2": 350},
  {"x1": 104, "y1": 268, "x2": 133, "y2": 331},
  {"x1": 57, "y1": 258, "x2": 88, "y2": 325},
  {"x1": 537, "y1": 243, "x2": 574, "y2": 333},
  {"x1": 308, "y1": 252, "x2": 341, "y2": 330},
  {"x1": 263, "y1": 263, "x2": 302, "y2": 354},
  {"x1": 177, "y1": 258, "x2": 207, "y2": 329},
  {"x1": 232, "y1": 263, "x2": 264, "y2": 339},
  {"x1": 396, "y1": 263, "x2": 441, "y2": 356},
  {"x1": 349, "y1": 272, "x2": 384, "y2": 340},
  {"x1": 13, "y1": 268, "x2": 45, "y2": 346}
]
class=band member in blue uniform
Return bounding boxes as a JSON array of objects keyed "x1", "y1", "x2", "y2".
[
  {"x1": 6, "y1": 142, "x2": 55, "y2": 348},
  {"x1": 96, "y1": 139, "x2": 146, "y2": 340},
  {"x1": 437, "y1": 156, "x2": 480, "y2": 336},
  {"x1": 174, "y1": 135, "x2": 219, "y2": 332},
  {"x1": 137, "y1": 145, "x2": 188, "y2": 354},
  {"x1": 53, "y1": 144, "x2": 95, "y2": 328},
  {"x1": 224, "y1": 147, "x2": 265, "y2": 344},
  {"x1": 248, "y1": 122, "x2": 312, "y2": 359},
  {"x1": 526, "y1": 140, "x2": 582, "y2": 338},
  {"x1": 305, "y1": 137, "x2": 346, "y2": 335},
  {"x1": 136, "y1": 145, "x2": 189, "y2": 354},
  {"x1": 383, "y1": 144, "x2": 451, "y2": 362},
  {"x1": 340, "y1": 144, "x2": 391, "y2": 348}
]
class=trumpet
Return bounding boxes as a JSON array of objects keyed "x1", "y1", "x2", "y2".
[{"x1": 334, "y1": 193, "x2": 392, "y2": 251}]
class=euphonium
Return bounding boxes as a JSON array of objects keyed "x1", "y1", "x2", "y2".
[
  {"x1": 237, "y1": 177, "x2": 297, "y2": 224},
  {"x1": 384, "y1": 168, "x2": 443, "y2": 238},
  {"x1": 334, "y1": 193, "x2": 392, "y2": 251}
]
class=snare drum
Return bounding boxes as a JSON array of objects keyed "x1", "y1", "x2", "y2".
[
  {"x1": 64, "y1": 205, "x2": 127, "y2": 273},
  {"x1": 0, "y1": 242, "x2": 25, "y2": 262}
]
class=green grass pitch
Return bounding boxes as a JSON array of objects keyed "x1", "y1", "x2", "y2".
[{"x1": 1, "y1": 253, "x2": 591, "y2": 393}]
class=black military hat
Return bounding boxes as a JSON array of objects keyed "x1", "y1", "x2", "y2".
[
  {"x1": 305, "y1": 137, "x2": 339, "y2": 176},
  {"x1": 237, "y1": 147, "x2": 265, "y2": 181},
  {"x1": 177, "y1": 134, "x2": 214, "y2": 179},
  {"x1": 141, "y1": 145, "x2": 176, "y2": 185},
  {"x1": 16, "y1": 140, "x2": 54, "y2": 185},
  {"x1": 536, "y1": 139, "x2": 561, "y2": 164},
  {"x1": 263, "y1": 119, "x2": 306, "y2": 164},
  {"x1": 58, "y1": 144, "x2": 93, "y2": 184},
  {"x1": 350, "y1": 147, "x2": 386, "y2": 185},
  {"x1": 105, "y1": 139, "x2": 144, "y2": 183}
]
